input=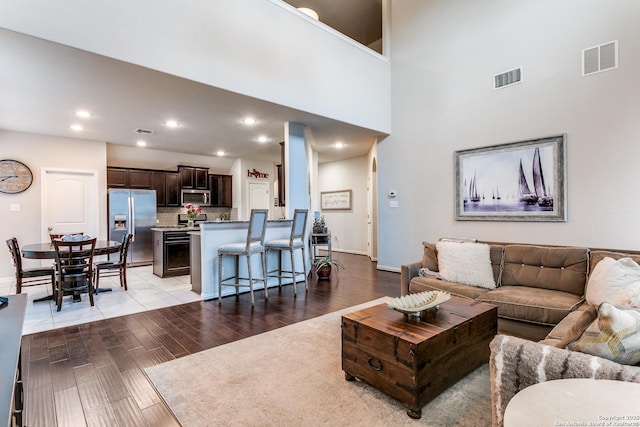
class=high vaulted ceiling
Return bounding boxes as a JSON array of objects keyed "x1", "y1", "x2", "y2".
[{"x1": 0, "y1": 1, "x2": 384, "y2": 166}]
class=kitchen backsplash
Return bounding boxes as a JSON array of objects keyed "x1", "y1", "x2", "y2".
[{"x1": 157, "y1": 207, "x2": 236, "y2": 225}]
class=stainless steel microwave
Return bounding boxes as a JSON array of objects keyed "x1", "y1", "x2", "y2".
[{"x1": 181, "y1": 189, "x2": 211, "y2": 206}]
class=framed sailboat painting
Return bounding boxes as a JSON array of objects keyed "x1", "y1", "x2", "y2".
[{"x1": 455, "y1": 135, "x2": 566, "y2": 221}]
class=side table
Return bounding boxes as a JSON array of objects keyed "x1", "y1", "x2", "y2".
[
  {"x1": 310, "y1": 232, "x2": 331, "y2": 261},
  {"x1": 503, "y1": 378, "x2": 640, "y2": 427}
]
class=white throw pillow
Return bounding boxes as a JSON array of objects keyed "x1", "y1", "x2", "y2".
[
  {"x1": 586, "y1": 257, "x2": 640, "y2": 308},
  {"x1": 435, "y1": 241, "x2": 495, "y2": 289}
]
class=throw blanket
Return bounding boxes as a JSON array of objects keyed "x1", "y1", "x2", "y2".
[{"x1": 489, "y1": 334, "x2": 640, "y2": 427}]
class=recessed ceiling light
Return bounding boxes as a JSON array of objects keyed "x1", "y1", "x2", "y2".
[
  {"x1": 334, "y1": 142, "x2": 345, "y2": 149},
  {"x1": 216, "y1": 150, "x2": 226, "y2": 157},
  {"x1": 75, "y1": 110, "x2": 91, "y2": 118},
  {"x1": 70, "y1": 124, "x2": 83, "y2": 131},
  {"x1": 257, "y1": 136, "x2": 268, "y2": 143},
  {"x1": 164, "y1": 120, "x2": 180, "y2": 128},
  {"x1": 297, "y1": 7, "x2": 319, "y2": 20},
  {"x1": 136, "y1": 140, "x2": 147, "y2": 147},
  {"x1": 242, "y1": 117, "x2": 257, "y2": 125}
]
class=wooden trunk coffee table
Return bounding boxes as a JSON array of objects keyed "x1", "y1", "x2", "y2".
[{"x1": 341, "y1": 295, "x2": 497, "y2": 419}]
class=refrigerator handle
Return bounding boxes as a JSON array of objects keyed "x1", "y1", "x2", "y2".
[{"x1": 129, "y1": 196, "x2": 135, "y2": 241}]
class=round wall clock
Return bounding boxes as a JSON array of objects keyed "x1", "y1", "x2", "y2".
[{"x1": 0, "y1": 159, "x2": 33, "y2": 194}]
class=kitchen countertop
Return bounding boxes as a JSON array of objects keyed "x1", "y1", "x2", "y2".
[
  {"x1": 152, "y1": 219, "x2": 292, "y2": 232},
  {"x1": 151, "y1": 226, "x2": 201, "y2": 232}
]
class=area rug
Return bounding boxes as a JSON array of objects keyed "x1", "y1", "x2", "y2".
[{"x1": 145, "y1": 298, "x2": 491, "y2": 426}]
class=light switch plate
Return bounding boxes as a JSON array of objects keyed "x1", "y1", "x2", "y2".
[
  {"x1": 10, "y1": 204, "x2": 20, "y2": 212},
  {"x1": 390, "y1": 201, "x2": 398, "y2": 208}
]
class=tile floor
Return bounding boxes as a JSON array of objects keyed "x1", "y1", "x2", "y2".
[{"x1": 0, "y1": 266, "x2": 201, "y2": 335}]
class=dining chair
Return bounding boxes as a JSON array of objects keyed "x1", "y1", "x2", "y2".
[
  {"x1": 218, "y1": 209, "x2": 269, "y2": 306},
  {"x1": 6, "y1": 237, "x2": 56, "y2": 294},
  {"x1": 94, "y1": 233, "x2": 132, "y2": 291},
  {"x1": 264, "y1": 209, "x2": 309, "y2": 296},
  {"x1": 52, "y1": 237, "x2": 97, "y2": 312}
]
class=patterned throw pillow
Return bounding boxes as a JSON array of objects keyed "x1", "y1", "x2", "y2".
[{"x1": 569, "y1": 303, "x2": 640, "y2": 365}]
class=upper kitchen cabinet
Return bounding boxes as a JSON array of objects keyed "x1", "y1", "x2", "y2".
[
  {"x1": 107, "y1": 167, "x2": 152, "y2": 189},
  {"x1": 152, "y1": 171, "x2": 180, "y2": 207},
  {"x1": 209, "y1": 174, "x2": 232, "y2": 207},
  {"x1": 179, "y1": 166, "x2": 209, "y2": 190}
]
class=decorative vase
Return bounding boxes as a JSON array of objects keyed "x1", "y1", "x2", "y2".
[{"x1": 187, "y1": 218, "x2": 194, "y2": 228}]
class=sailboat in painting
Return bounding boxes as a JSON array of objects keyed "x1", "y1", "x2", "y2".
[
  {"x1": 518, "y1": 159, "x2": 538, "y2": 204},
  {"x1": 469, "y1": 172, "x2": 481, "y2": 202},
  {"x1": 533, "y1": 148, "x2": 553, "y2": 207},
  {"x1": 518, "y1": 148, "x2": 553, "y2": 207}
]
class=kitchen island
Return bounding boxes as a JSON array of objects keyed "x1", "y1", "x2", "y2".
[{"x1": 191, "y1": 220, "x2": 308, "y2": 300}]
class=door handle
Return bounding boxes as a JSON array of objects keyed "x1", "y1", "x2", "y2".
[{"x1": 129, "y1": 196, "x2": 135, "y2": 241}]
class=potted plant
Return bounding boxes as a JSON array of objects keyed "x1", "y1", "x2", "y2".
[
  {"x1": 312, "y1": 256, "x2": 345, "y2": 280},
  {"x1": 312, "y1": 215, "x2": 329, "y2": 244},
  {"x1": 312, "y1": 215, "x2": 327, "y2": 234}
]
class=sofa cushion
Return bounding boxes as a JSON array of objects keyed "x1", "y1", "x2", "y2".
[
  {"x1": 544, "y1": 304, "x2": 591, "y2": 341},
  {"x1": 569, "y1": 303, "x2": 640, "y2": 365},
  {"x1": 420, "y1": 241, "x2": 438, "y2": 271},
  {"x1": 501, "y1": 245, "x2": 589, "y2": 296},
  {"x1": 436, "y1": 241, "x2": 496, "y2": 289},
  {"x1": 553, "y1": 305, "x2": 599, "y2": 348},
  {"x1": 476, "y1": 286, "x2": 584, "y2": 325},
  {"x1": 590, "y1": 250, "x2": 640, "y2": 274},
  {"x1": 409, "y1": 277, "x2": 490, "y2": 300},
  {"x1": 586, "y1": 256, "x2": 640, "y2": 308}
]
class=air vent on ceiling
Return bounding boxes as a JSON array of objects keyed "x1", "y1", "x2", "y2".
[
  {"x1": 134, "y1": 128, "x2": 158, "y2": 135},
  {"x1": 582, "y1": 40, "x2": 618, "y2": 76},
  {"x1": 493, "y1": 67, "x2": 522, "y2": 90}
]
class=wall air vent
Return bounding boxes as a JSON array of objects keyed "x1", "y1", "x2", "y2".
[
  {"x1": 582, "y1": 40, "x2": 618, "y2": 76},
  {"x1": 493, "y1": 67, "x2": 522, "y2": 90},
  {"x1": 134, "y1": 128, "x2": 158, "y2": 135}
]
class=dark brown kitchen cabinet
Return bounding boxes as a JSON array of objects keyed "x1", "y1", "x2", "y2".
[
  {"x1": 107, "y1": 167, "x2": 152, "y2": 189},
  {"x1": 208, "y1": 174, "x2": 232, "y2": 207},
  {"x1": 152, "y1": 171, "x2": 180, "y2": 207},
  {"x1": 165, "y1": 172, "x2": 180, "y2": 206},
  {"x1": 179, "y1": 166, "x2": 209, "y2": 190},
  {"x1": 129, "y1": 169, "x2": 153, "y2": 188},
  {"x1": 107, "y1": 168, "x2": 128, "y2": 188}
]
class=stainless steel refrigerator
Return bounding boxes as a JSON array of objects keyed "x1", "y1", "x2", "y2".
[{"x1": 108, "y1": 189, "x2": 157, "y2": 266}]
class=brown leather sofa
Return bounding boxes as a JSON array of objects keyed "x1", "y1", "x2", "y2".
[
  {"x1": 402, "y1": 240, "x2": 640, "y2": 426},
  {"x1": 401, "y1": 241, "x2": 640, "y2": 341}
]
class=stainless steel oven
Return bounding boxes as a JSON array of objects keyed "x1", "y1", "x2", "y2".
[{"x1": 163, "y1": 231, "x2": 191, "y2": 276}]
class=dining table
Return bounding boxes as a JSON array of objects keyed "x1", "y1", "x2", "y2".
[{"x1": 21, "y1": 240, "x2": 122, "y2": 302}]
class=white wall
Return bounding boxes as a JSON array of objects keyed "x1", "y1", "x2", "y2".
[
  {"x1": 378, "y1": 0, "x2": 640, "y2": 269},
  {"x1": 0, "y1": 130, "x2": 107, "y2": 278},
  {"x1": 0, "y1": 0, "x2": 390, "y2": 135},
  {"x1": 237, "y1": 158, "x2": 279, "y2": 220},
  {"x1": 318, "y1": 156, "x2": 369, "y2": 255}
]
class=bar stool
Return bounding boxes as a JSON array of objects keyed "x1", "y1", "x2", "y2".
[
  {"x1": 265, "y1": 209, "x2": 309, "y2": 296},
  {"x1": 218, "y1": 209, "x2": 269, "y2": 306}
]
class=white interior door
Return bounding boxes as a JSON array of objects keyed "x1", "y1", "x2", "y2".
[
  {"x1": 41, "y1": 168, "x2": 99, "y2": 241},
  {"x1": 247, "y1": 180, "x2": 270, "y2": 218}
]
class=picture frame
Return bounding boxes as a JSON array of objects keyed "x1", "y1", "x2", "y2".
[
  {"x1": 455, "y1": 135, "x2": 566, "y2": 222},
  {"x1": 321, "y1": 189, "x2": 352, "y2": 210}
]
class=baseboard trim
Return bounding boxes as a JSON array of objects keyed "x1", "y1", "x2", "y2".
[
  {"x1": 376, "y1": 265, "x2": 400, "y2": 273},
  {"x1": 330, "y1": 248, "x2": 368, "y2": 256}
]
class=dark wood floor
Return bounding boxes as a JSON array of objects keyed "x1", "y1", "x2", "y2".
[{"x1": 21, "y1": 252, "x2": 400, "y2": 427}]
